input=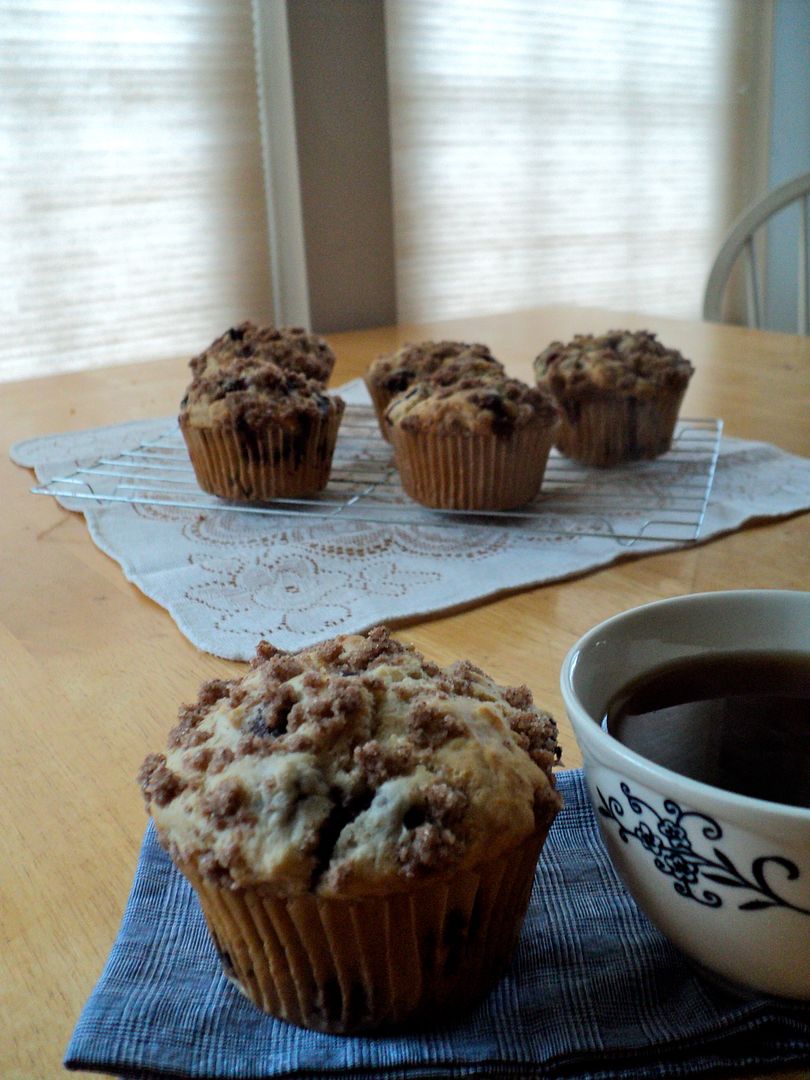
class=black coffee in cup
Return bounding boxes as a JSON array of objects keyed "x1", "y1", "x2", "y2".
[{"x1": 604, "y1": 652, "x2": 810, "y2": 809}]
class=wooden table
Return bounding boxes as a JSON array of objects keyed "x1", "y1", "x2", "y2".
[{"x1": 2, "y1": 306, "x2": 809, "y2": 1079}]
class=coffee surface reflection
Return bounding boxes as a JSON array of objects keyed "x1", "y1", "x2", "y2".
[{"x1": 604, "y1": 652, "x2": 810, "y2": 809}]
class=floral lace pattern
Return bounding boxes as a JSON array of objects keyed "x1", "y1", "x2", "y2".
[{"x1": 11, "y1": 383, "x2": 810, "y2": 659}]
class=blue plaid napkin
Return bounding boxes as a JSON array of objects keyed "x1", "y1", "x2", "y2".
[{"x1": 65, "y1": 771, "x2": 810, "y2": 1079}]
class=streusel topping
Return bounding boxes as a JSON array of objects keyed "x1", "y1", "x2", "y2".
[
  {"x1": 139, "y1": 627, "x2": 561, "y2": 898},
  {"x1": 534, "y1": 330, "x2": 694, "y2": 400},
  {"x1": 180, "y1": 357, "x2": 343, "y2": 435},
  {"x1": 189, "y1": 322, "x2": 336, "y2": 386},
  {"x1": 385, "y1": 373, "x2": 559, "y2": 437},
  {"x1": 367, "y1": 341, "x2": 503, "y2": 397}
]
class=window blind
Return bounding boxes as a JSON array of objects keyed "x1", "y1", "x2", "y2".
[
  {"x1": 385, "y1": 0, "x2": 770, "y2": 324},
  {"x1": 2, "y1": 0, "x2": 272, "y2": 383}
]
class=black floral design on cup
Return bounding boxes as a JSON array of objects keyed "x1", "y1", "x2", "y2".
[{"x1": 597, "y1": 782, "x2": 810, "y2": 915}]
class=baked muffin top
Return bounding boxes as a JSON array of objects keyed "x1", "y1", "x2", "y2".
[
  {"x1": 534, "y1": 330, "x2": 694, "y2": 401},
  {"x1": 367, "y1": 340, "x2": 503, "y2": 397},
  {"x1": 190, "y1": 322, "x2": 336, "y2": 386},
  {"x1": 180, "y1": 356, "x2": 343, "y2": 434},
  {"x1": 139, "y1": 627, "x2": 561, "y2": 899},
  {"x1": 386, "y1": 373, "x2": 559, "y2": 437}
]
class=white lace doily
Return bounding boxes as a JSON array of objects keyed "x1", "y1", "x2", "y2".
[{"x1": 12, "y1": 382, "x2": 810, "y2": 659}]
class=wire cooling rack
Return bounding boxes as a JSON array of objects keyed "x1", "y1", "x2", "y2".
[{"x1": 31, "y1": 404, "x2": 723, "y2": 547}]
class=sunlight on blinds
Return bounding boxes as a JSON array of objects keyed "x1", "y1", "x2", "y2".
[
  {"x1": 385, "y1": 0, "x2": 768, "y2": 324},
  {"x1": 2, "y1": 0, "x2": 271, "y2": 383}
]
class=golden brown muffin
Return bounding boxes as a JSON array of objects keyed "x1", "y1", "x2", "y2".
[
  {"x1": 386, "y1": 373, "x2": 559, "y2": 511},
  {"x1": 179, "y1": 339, "x2": 344, "y2": 502},
  {"x1": 139, "y1": 626, "x2": 562, "y2": 1033},
  {"x1": 534, "y1": 329, "x2": 694, "y2": 467},
  {"x1": 365, "y1": 340, "x2": 503, "y2": 439}
]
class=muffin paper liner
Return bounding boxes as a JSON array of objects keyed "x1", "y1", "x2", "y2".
[
  {"x1": 364, "y1": 378, "x2": 394, "y2": 441},
  {"x1": 555, "y1": 388, "x2": 687, "y2": 467},
  {"x1": 180, "y1": 409, "x2": 343, "y2": 501},
  {"x1": 179, "y1": 826, "x2": 549, "y2": 1035},
  {"x1": 390, "y1": 421, "x2": 557, "y2": 510}
]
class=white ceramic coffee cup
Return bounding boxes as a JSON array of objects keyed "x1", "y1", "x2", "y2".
[{"x1": 561, "y1": 589, "x2": 810, "y2": 999}]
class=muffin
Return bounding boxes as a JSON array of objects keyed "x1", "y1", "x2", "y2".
[
  {"x1": 534, "y1": 329, "x2": 694, "y2": 467},
  {"x1": 365, "y1": 341, "x2": 503, "y2": 439},
  {"x1": 179, "y1": 331, "x2": 344, "y2": 502},
  {"x1": 386, "y1": 373, "x2": 559, "y2": 511},
  {"x1": 191, "y1": 322, "x2": 336, "y2": 386},
  {"x1": 138, "y1": 626, "x2": 562, "y2": 1034}
]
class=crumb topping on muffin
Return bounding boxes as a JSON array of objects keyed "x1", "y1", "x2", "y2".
[
  {"x1": 180, "y1": 358, "x2": 343, "y2": 434},
  {"x1": 368, "y1": 341, "x2": 503, "y2": 397},
  {"x1": 385, "y1": 373, "x2": 559, "y2": 437},
  {"x1": 180, "y1": 321, "x2": 342, "y2": 433},
  {"x1": 139, "y1": 627, "x2": 561, "y2": 898},
  {"x1": 189, "y1": 322, "x2": 336, "y2": 386},
  {"x1": 534, "y1": 330, "x2": 694, "y2": 400}
]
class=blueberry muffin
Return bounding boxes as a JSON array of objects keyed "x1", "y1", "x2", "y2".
[
  {"x1": 139, "y1": 626, "x2": 562, "y2": 1033},
  {"x1": 179, "y1": 329, "x2": 344, "y2": 501},
  {"x1": 534, "y1": 330, "x2": 694, "y2": 467},
  {"x1": 365, "y1": 340, "x2": 503, "y2": 438},
  {"x1": 386, "y1": 373, "x2": 559, "y2": 511}
]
